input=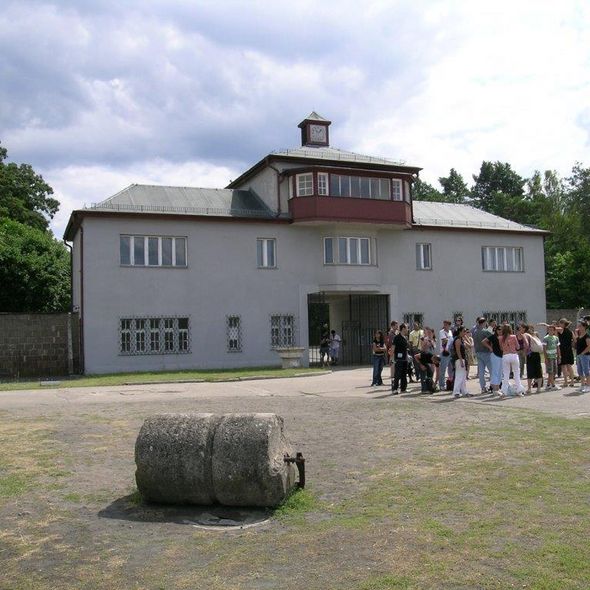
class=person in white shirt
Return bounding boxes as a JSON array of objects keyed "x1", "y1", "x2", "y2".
[
  {"x1": 438, "y1": 319, "x2": 454, "y2": 390},
  {"x1": 329, "y1": 330, "x2": 341, "y2": 366}
]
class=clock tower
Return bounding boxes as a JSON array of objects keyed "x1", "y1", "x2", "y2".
[{"x1": 298, "y1": 112, "x2": 331, "y2": 147}]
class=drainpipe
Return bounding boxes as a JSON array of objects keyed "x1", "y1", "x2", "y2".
[
  {"x1": 79, "y1": 225, "x2": 85, "y2": 374},
  {"x1": 267, "y1": 160, "x2": 285, "y2": 217}
]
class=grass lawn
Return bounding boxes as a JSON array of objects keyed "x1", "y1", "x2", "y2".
[
  {"x1": 0, "y1": 366, "x2": 325, "y2": 391},
  {"x1": 0, "y1": 392, "x2": 588, "y2": 589}
]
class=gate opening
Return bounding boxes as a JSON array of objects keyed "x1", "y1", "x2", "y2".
[{"x1": 307, "y1": 293, "x2": 389, "y2": 366}]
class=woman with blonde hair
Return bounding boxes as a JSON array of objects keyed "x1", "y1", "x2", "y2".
[{"x1": 499, "y1": 324, "x2": 525, "y2": 397}]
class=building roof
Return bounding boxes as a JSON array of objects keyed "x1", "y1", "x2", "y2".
[
  {"x1": 87, "y1": 184, "x2": 279, "y2": 218},
  {"x1": 412, "y1": 201, "x2": 547, "y2": 234},
  {"x1": 64, "y1": 185, "x2": 547, "y2": 240},
  {"x1": 270, "y1": 146, "x2": 410, "y2": 167}
]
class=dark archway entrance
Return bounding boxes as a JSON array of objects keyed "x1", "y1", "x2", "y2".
[{"x1": 307, "y1": 293, "x2": 389, "y2": 366}]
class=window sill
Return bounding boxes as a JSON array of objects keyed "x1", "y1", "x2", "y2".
[{"x1": 120, "y1": 265, "x2": 189, "y2": 269}]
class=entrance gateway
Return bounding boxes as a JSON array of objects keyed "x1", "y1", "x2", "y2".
[{"x1": 307, "y1": 293, "x2": 389, "y2": 366}]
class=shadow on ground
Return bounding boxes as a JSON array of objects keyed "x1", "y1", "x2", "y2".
[{"x1": 98, "y1": 494, "x2": 272, "y2": 529}]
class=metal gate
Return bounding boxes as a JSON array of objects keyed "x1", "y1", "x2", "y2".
[
  {"x1": 340, "y1": 295, "x2": 389, "y2": 365},
  {"x1": 307, "y1": 292, "x2": 329, "y2": 366}
]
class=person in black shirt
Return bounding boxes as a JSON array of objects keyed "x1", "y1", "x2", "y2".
[
  {"x1": 371, "y1": 330, "x2": 387, "y2": 386},
  {"x1": 391, "y1": 323, "x2": 409, "y2": 394},
  {"x1": 482, "y1": 325, "x2": 503, "y2": 395},
  {"x1": 414, "y1": 350, "x2": 440, "y2": 393}
]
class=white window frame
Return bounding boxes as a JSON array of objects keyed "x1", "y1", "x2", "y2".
[
  {"x1": 120, "y1": 235, "x2": 187, "y2": 267},
  {"x1": 296, "y1": 173, "x2": 314, "y2": 196},
  {"x1": 323, "y1": 237, "x2": 372, "y2": 265},
  {"x1": 482, "y1": 246, "x2": 524, "y2": 272},
  {"x1": 317, "y1": 172, "x2": 329, "y2": 196},
  {"x1": 416, "y1": 243, "x2": 432, "y2": 270},
  {"x1": 257, "y1": 238, "x2": 277, "y2": 268},
  {"x1": 391, "y1": 179, "x2": 403, "y2": 201}
]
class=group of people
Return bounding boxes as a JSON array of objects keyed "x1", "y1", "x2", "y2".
[{"x1": 371, "y1": 314, "x2": 590, "y2": 398}]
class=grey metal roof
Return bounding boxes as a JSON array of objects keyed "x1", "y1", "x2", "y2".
[
  {"x1": 412, "y1": 201, "x2": 546, "y2": 233},
  {"x1": 88, "y1": 184, "x2": 278, "y2": 218},
  {"x1": 270, "y1": 146, "x2": 413, "y2": 168},
  {"x1": 302, "y1": 111, "x2": 330, "y2": 122}
]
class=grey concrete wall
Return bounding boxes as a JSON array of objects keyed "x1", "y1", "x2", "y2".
[
  {"x1": 545, "y1": 309, "x2": 584, "y2": 325},
  {"x1": 0, "y1": 313, "x2": 80, "y2": 378},
  {"x1": 77, "y1": 215, "x2": 547, "y2": 374}
]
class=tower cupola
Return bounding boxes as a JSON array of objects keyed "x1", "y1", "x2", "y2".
[{"x1": 298, "y1": 112, "x2": 331, "y2": 147}]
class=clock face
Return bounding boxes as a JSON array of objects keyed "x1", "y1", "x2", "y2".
[{"x1": 309, "y1": 124, "x2": 327, "y2": 143}]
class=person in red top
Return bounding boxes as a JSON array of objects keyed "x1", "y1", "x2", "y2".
[{"x1": 499, "y1": 324, "x2": 525, "y2": 397}]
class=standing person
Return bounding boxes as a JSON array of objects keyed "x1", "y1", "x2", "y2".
[
  {"x1": 453, "y1": 315, "x2": 464, "y2": 335},
  {"x1": 329, "y1": 330, "x2": 341, "y2": 366},
  {"x1": 408, "y1": 322, "x2": 424, "y2": 381},
  {"x1": 463, "y1": 330, "x2": 475, "y2": 380},
  {"x1": 386, "y1": 320, "x2": 399, "y2": 383},
  {"x1": 558, "y1": 318, "x2": 575, "y2": 387},
  {"x1": 391, "y1": 324, "x2": 409, "y2": 395},
  {"x1": 542, "y1": 324, "x2": 561, "y2": 391},
  {"x1": 525, "y1": 325, "x2": 544, "y2": 394},
  {"x1": 575, "y1": 320, "x2": 590, "y2": 393},
  {"x1": 438, "y1": 320, "x2": 454, "y2": 391},
  {"x1": 452, "y1": 326, "x2": 469, "y2": 398},
  {"x1": 499, "y1": 324, "x2": 526, "y2": 397},
  {"x1": 371, "y1": 330, "x2": 387, "y2": 387},
  {"x1": 483, "y1": 325, "x2": 503, "y2": 396},
  {"x1": 473, "y1": 317, "x2": 493, "y2": 394},
  {"x1": 516, "y1": 323, "x2": 528, "y2": 379},
  {"x1": 319, "y1": 324, "x2": 330, "y2": 368}
]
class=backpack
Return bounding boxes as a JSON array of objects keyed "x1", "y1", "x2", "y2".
[{"x1": 529, "y1": 335, "x2": 543, "y2": 353}]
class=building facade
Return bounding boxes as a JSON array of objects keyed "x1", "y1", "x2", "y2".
[{"x1": 64, "y1": 113, "x2": 547, "y2": 374}]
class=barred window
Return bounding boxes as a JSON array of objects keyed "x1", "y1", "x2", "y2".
[
  {"x1": 403, "y1": 313, "x2": 424, "y2": 326},
  {"x1": 120, "y1": 235, "x2": 187, "y2": 267},
  {"x1": 270, "y1": 315, "x2": 295, "y2": 349},
  {"x1": 482, "y1": 310, "x2": 527, "y2": 329},
  {"x1": 119, "y1": 317, "x2": 190, "y2": 355},
  {"x1": 227, "y1": 315, "x2": 242, "y2": 352}
]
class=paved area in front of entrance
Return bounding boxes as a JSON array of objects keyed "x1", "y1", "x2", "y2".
[{"x1": 0, "y1": 367, "x2": 587, "y2": 419}]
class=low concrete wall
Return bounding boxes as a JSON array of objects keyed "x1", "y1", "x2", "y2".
[
  {"x1": 545, "y1": 309, "x2": 583, "y2": 325},
  {"x1": 0, "y1": 312, "x2": 80, "y2": 378}
]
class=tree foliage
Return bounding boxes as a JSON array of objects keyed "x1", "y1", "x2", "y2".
[
  {"x1": 0, "y1": 218, "x2": 71, "y2": 312},
  {"x1": 0, "y1": 143, "x2": 70, "y2": 312},
  {"x1": 0, "y1": 142, "x2": 59, "y2": 231}
]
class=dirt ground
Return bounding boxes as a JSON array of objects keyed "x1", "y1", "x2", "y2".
[{"x1": 0, "y1": 369, "x2": 589, "y2": 589}]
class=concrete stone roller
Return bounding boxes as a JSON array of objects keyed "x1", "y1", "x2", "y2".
[{"x1": 135, "y1": 413, "x2": 298, "y2": 507}]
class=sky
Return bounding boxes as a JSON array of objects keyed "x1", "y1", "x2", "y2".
[{"x1": 1, "y1": 0, "x2": 589, "y2": 238}]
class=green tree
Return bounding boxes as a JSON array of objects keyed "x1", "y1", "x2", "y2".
[
  {"x1": 0, "y1": 142, "x2": 59, "y2": 231},
  {"x1": 438, "y1": 168, "x2": 469, "y2": 204},
  {"x1": 0, "y1": 218, "x2": 71, "y2": 312},
  {"x1": 412, "y1": 178, "x2": 444, "y2": 202},
  {"x1": 471, "y1": 161, "x2": 525, "y2": 215}
]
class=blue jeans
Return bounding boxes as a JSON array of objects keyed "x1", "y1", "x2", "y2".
[
  {"x1": 476, "y1": 351, "x2": 492, "y2": 391},
  {"x1": 438, "y1": 353, "x2": 452, "y2": 389},
  {"x1": 372, "y1": 355, "x2": 385, "y2": 385}
]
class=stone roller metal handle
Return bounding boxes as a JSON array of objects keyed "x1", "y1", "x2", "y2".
[{"x1": 135, "y1": 413, "x2": 300, "y2": 507}]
